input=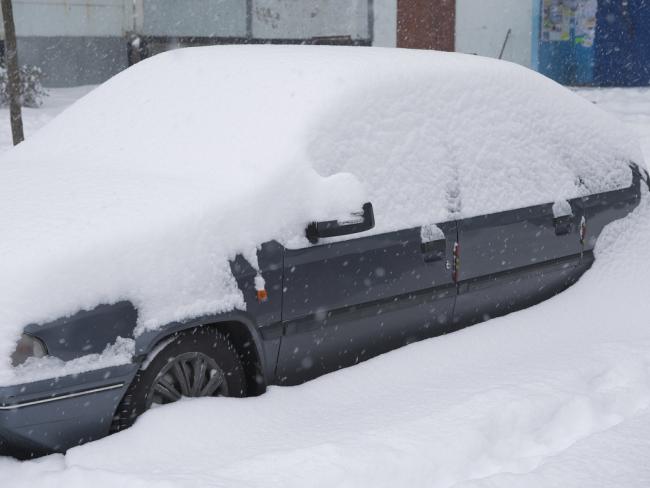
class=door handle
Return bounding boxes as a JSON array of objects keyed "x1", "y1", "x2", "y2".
[
  {"x1": 553, "y1": 215, "x2": 574, "y2": 236},
  {"x1": 421, "y1": 239, "x2": 446, "y2": 262}
]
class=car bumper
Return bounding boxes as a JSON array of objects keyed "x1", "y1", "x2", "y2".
[{"x1": 0, "y1": 363, "x2": 138, "y2": 458}]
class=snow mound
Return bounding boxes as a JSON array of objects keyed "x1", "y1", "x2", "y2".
[{"x1": 0, "y1": 45, "x2": 641, "y2": 381}]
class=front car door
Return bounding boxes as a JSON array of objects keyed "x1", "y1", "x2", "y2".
[{"x1": 276, "y1": 221, "x2": 456, "y2": 385}]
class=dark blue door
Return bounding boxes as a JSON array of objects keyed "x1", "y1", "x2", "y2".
[{"x1": 594, "y1": 0, "x2": 650, "y2": 86}]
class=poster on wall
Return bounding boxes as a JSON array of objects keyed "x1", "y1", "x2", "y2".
[
  {"x1": 541, "y1": 0, "x2": 573, "y2": 41},
  {"x1": 541, "y1": 0, "x2": 598, "y2": 45},
  {"x1": 575, "y1": 0, "x2": 598, "y2": 47}
]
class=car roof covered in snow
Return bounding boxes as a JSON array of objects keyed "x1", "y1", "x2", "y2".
[{"x1": 0, "y1": 45, "x2": 642, "y2": 382}]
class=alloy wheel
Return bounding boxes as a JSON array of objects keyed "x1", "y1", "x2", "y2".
[{"x1": 147, "y1": 351, "x2": 228, "y2": 408}]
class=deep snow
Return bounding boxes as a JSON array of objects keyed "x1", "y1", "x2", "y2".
[
  {"x1": 0, "y1": 46, "x2": 640, "y2": 385},
  {"x1": 0, "y1": 81, "x2": 649, "y2": 486}
]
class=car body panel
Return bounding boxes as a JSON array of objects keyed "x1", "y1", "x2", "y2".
[
  {"x1": 578, "y1": 180, "x2": 642, "y2": 253},
  {"x1": 276, "y1": 221, "x2": 457, "y2": 384},
  {"x1": 133, "y1": 308, "x2": 280, "y2": 388},
  {"x1": 453, "y1": 171, "x2": 642, "y2": 328},
  {"x1": 0, "y1": 364, "x2": 138, "y2": 457},
  {"x1": 24, "y1": 301, "x2": 137, "y2": 361},
  {"x1": 453, "y1": 198, "x2": 585, "y2": 327}
]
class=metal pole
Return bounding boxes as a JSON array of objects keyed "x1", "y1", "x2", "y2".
[
  {"x1": 498, "y1": 28, "x2": 512, "y2": 60},
  {"x1": 367, "y1": 0, "x2": 374, "y2": 45},
  {"x1": 1, "y1": 0, "x2": 23, "y2": 145},
  {"x1": 246, "y1": 0, "x2": 253, "y2": 41}
]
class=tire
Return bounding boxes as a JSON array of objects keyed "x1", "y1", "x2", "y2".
[{"x1": 111, "y1": 327, "x2": 247, "y2": 432}]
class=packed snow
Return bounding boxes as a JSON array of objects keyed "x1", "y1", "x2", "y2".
[
  {"x1": 0, "y1": 46, "x2": 641, "y2": 386},
  {"x1": 552, "y1": 199, "x2": 573, "y2": 218},
  {"x1": 0, "y1": 53, "x2": 650, "y2": 487},
  {"x1": 577, "y1": 87, "x2": 650, "y2": 158}
]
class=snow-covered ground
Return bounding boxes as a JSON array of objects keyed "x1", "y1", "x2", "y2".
[
  {"x1": 577, "y1": 87, "x2": 650, "y2": 157},
  {"x1": 1, "y1": 86, "x2": 650, "y2": 487},
  {"x1": 0, "y1": 86, "x2": 96, "y2": 153}
]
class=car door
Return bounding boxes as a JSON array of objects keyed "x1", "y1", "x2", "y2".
[
  {"x1": 275, "y1": 221, "x2": 457, "y2": 385},
  {"x1": 577, "y1": 173, "x2": 642, "y2": 256},
  {"x1": 452, "y1": 199, "x2": 585, "y2": 330}
]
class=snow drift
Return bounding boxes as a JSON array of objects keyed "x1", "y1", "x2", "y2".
[{"x1": 0, "y1": 45, "x2": 641, "y2": 383}]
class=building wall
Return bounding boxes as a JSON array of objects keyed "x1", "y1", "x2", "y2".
[
  {"x1": 141, "y1": 0, "x2": 245, "y2": 37},
  {"x1": 455, "y1": 0, "x2": 533, "y2": 67},
  {"x1": 3, "y1": 0, "x2": 379, "y2": 87},
  {"x1": 0, "y1": 0, "x2": 546, "y2": 87},
  {"x1": 372, "y1": 0, "x2": 397, "y2": 47},
  {"x1": 10, "y1": 0, "x2": 131, "y2": 37},
  {"x1": 17, "y1": 37, "x2": 128, "y2": 86},
  {"x1": 252, "y1": 0, "x2": 370, "y2": 40},
  {"x1": 140, "y1": 0, "x2": 372, "y2": 41},
  {"x1": 397, "y1": 0, "x2": 455, "y2": 50},
  {"x1": 0, "y1": 0, "x2": 132, "y2": 86}
]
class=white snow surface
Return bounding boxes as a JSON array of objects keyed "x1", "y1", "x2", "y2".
[
  {"x1": 0, "y1": 46, "x2": 640, "y2": 384},
  {"x1": 0, "y1": 70, "x2": 649, "y2": 487},
  {"x1": 421, "y1": 222, "x2": 446, "y2": 242},
  {"x1": 552, "y1": 199, "x2": 573, "y2": 218}
]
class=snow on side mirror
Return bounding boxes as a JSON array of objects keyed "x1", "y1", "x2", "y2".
[{"x1": 306, "y1": 202, "x2": 375, "y2": 244}]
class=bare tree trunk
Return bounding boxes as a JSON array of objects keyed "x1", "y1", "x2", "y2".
[{"x1": 1, "y1": 0, "x2": 23, "y2": 145}]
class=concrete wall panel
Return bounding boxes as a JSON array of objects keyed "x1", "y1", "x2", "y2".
[
  {"x1": 455, "y1": 0, "x2": 533, "y2": 67},
  {"x1": 141, "y1": 0, "x2": 246, "y2": 37},
  {"x1": 17, "y1": 36, "x2": 128, "y2": 86},
  {"x1": 252, "y1": 0, "x2": 369, "y2": 40},
  {"x1": 372, "y1": 0, "x2": 397, "y2": 47},
  {"x1": 7, "y1": 0, "x2": 131, "y2": 37}
]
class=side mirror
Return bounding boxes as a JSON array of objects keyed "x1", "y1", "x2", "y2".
[{"x1": 306, "y1": 202, "x2": 375, "y2": 244}]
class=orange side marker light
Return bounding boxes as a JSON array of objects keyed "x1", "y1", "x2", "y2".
[{"x1": 257, "y1": 289, "x2": 268, "y2": 302}]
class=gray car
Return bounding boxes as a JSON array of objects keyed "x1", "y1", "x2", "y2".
[
  {"x1": 1, "y1": 45, "x2": 647, "y2": 459},
  {"x1": 1, "y1": 162, "x2": 646, "y2": 458}
]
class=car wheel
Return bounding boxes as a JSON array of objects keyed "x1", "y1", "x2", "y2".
[{"x1": 111, "y1": 327, "x2": 247, "y2": 432}]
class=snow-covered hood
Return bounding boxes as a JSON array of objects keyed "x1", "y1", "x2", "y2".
[{"x1": 0, "y1": 45, "x2": 642, "y2": 380}]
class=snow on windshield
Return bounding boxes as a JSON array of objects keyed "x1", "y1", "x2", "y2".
[{"x1": 0, "y1": 45, "x2": 641, "y2": 382}]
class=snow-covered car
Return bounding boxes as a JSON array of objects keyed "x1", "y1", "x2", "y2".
[{"x1": 0, "y1": 46, "x2": 647, "y2": 458}]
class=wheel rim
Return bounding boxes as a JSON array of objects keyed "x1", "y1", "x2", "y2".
[{"x1": 147, "y1": 351, "x2": 228, "y2": 408}]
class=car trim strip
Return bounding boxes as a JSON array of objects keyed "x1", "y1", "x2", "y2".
[
  {"x1": 456, "y1": 251, "x2": 592, "y2": 293},
  {"x1": 0, "y1": 383, "x2": 124, "y2": 410},
  {"x1": 283, "y1": 281, "x2": 456, "y2": 335}
]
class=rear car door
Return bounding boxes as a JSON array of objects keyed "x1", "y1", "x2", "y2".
[
  {"x1": 452, "y1": 200, "x2": 585, "y2": 329},
  {"x1": 577, "y1": 173, "x2": 642, "y2": 256},
  {"x1": 276, "y1": 221, "x2": 457, "y2": 385}
]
